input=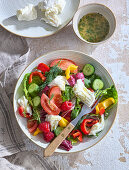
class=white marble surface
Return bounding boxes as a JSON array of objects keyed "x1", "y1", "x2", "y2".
[{"x1": 2, "y1": 0, "x2": 129, "y2": 169}]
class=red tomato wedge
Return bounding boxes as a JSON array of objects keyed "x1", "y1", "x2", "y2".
[
  {"x1": 41, "y1": 93, "x2": 60, "y2": 115},
  {"x1": 18, "y1": 106, "x2": 31, "y2": 118},
  {"x1": 18, "y1": 106, "x2": 24, "y2": 117},
  {"x1": 27, "y1": 119, "x2": 38, "y2": 133},
  {"x1": 49, "y1": 86, "x2": 63, "y2": 108},
  {"x1": 50, "y1": 59, "x2": 78, "y2": 73}
]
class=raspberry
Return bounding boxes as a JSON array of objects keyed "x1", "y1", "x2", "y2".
[
  {"x1": 38, "y1": 121, "x2": 50, "y2": 133},
  {"x1": 61, "y1": 101, "x2": 73, "y2": 111},
  {"x1": 43, "y1": 132, "x2": 54, "y2": 142}
]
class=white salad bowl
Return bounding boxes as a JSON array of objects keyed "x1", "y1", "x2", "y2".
[
  {"x1": 13, "y1": 50, "x2": 118, "y2": 154},
  {"x1": 73, "y1": 3, "x2": 116, "y2": 45},
  {"x1": 0, "y1": 0, "x2": 80, "y2": 38}
]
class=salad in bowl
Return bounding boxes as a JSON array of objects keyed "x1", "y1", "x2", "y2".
[{"x1": 15, "y1": 56, "x2": 118, "y2": 152}]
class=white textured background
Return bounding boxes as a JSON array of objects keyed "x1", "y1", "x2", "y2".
[{"x1": 1, "y1": 0, "x2": 129, "y2": 169}]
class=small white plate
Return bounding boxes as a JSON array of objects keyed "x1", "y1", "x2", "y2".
[
  {"x1": 13, "y1": 50, "x2": 118, "y2": 154},
  {"x1": 0, "y1": 0, "x2": 80, "y2": 38},
  {"x1": 73, "y1": 3, "x2": 116, "y2": 44}
]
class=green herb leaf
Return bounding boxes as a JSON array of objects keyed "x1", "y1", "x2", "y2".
[
  {"x1": 86, "y1": 74, "x2": 101, "y2": 83},
  {"x1": 104, "y1": 111, "x2": 110, "y2": 120},
  {"x1": 32, "y1": 108, "x2": 41, "y2": 123},
  {"x1": 49, "y1": 94, "x2": 54, "y2": 104},
  {"x1": 67, "y1": 136, "x2": 78, "y2": 145},
  {"x1": 23, "y1": 111, "x2": 26, "y2": 117},
  {"x1": 95, "y1": 131, "x2": 102, "y2": 137},
  {"x1": 71, "y1": 98, "x2": 81, "y2": 120},
  {"x1": 84, "y1": 78, "x2": 91, "y2": 88},
  {"x1": 40, "y1": 65, "x2": 62, "y2": 90},
  {"x1": 31, "y1": 76, "x2": 43, "y2": 85},
  {"x1": 61, "y1": 85, "x2": 75, "y2": 102},
  {"x1": 57, "y1": 59, "x2": 62, "y2": 66},
  {"x1": 23, "y1": 73, "x2": 41, "y2": 123},
  {"x1": 95, "y1": 85, "x2": 118, "y2": 119},
  {"x1": 23, "y1": 73, "x2": 33, "y2": 106},
  {"x1": 96, "y1": 85, "x2": 118, "y2": 106}
]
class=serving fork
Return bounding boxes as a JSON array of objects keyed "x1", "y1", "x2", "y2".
[{"x1": 44, "y1": 91, "x2": 103, "y2": 157}]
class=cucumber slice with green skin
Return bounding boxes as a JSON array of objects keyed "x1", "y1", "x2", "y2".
[
  {"x1": 92, "y1": 79, "x2": 104, "y2": 90},
  {"x1": 28, "y1": 83, "x2": 39, "y2": 97},
  {"x1": 32, "y1": 96, "x2": 41, "y2": 108},
  {"x1": 83, "y1": 64, "x2": 95, "y2": 76}
]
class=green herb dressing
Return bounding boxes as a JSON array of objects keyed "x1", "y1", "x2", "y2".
[{"x1": 78, "y1": 13, "x2": 110, "y2": 43}]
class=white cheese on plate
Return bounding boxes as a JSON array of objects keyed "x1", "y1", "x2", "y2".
[
  {"x1": 73, "y1": 79, "x2": 95, "y2": 107},
  {"x1": 17, "y1": 4, "x2": 37, "y2": 21},
  {"x1": 38, "y1": 0, "x2": 66, "y2": 13},
  {"x1": 42, "y1": 8, "x2": 61, "y2": 27},
  {"x1": 89, "y1": 114, "x2": 105, "y2": 136},
  {"x1": 18, "y1": 96, "x2": 32, "y2": 115},
  {"x1": 55, "y1": 0, "x2": 66, "y2": 13},
  {"x1": 48, "y1": 76, "x2": 68, "y2": 91},
  {"x1": 38, "y1": 0, "x2": 66, "y2": 27},
  {"x1": 45, "y1": 115, "x2": 61, "y2": 131}
]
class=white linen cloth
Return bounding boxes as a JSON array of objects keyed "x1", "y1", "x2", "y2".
[{"x1": 0, "y1": 26, "x2": 57, "y2": 170}]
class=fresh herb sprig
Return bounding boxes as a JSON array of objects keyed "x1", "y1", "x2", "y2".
[
  {"x1": 95, "y1": 85, "x2": 118, "y2": 107},
  {"x1": 71, "y1": 98, "x2": 81, "y2": 120},
  {"x1": 39, "y1": 65, "x2": 62, "y2": 90},
  {"x1": 49, "y1": 94, "x2": 54, "y2": 104},
  {"x1": 61, "y1": 85, "x2": 75, "y2": 102},
  {"x1": 32, "y1": 108, "x2": 41, "y2": 123}
]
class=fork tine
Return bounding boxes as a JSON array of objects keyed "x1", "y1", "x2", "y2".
[
  {"x1": 95, "y1": 89, "x2": 102, "y2": 97},
  {"x1": 95, "y1": 89, "x2": 100, "y2": 96},
  {"x1": 92, "y1": 94, "x2": 103, "y2": 110},
  {"x1": 95, "y1": 90, "x2": 102, "y2": 101}
]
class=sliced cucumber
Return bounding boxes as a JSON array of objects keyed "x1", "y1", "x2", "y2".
[
  {"x1": 28, "y1": 83, "x2": 39, "y2": 97},
  {"x1": 92, "y1": 79, "x2": 104, "y2": 90},
  {"x1": 83, "y1": 64, "x2": 95, "y2": 76},
  {"x1": 32, "y1": 96, "x2": 41, "y2": 108}
]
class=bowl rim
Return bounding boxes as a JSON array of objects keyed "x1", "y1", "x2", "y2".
[
  {"x1": 73, "y1": 3, "x2": 116, "y2": 45},
  {"x1": 13, "y1": 49, "x2": 118, "y2": 154},
  {"x1": 0, "y1": 0, "x2": 80, "y2": 38}
]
